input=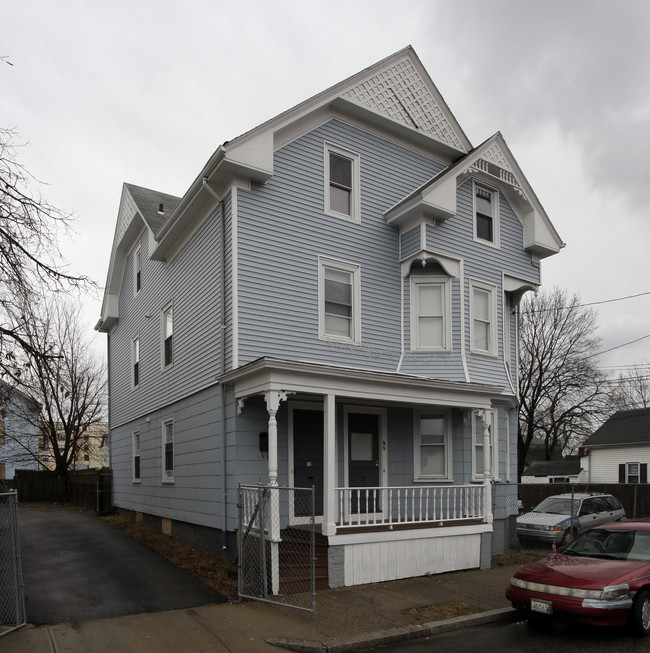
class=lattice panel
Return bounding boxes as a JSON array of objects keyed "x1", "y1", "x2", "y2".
[{"x1": 342, "y1": 58, "x2": 466, "y2": 151}]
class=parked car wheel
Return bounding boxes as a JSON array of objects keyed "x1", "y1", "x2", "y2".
[
  {"x1": 561, "y1": 527, "x2": 578, "y2": 546},
  {"x1": 630, "y1": 588, "x2": 650, "y2": 637}
]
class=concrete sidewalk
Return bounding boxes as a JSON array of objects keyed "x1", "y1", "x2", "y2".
[{"x1": 2, "y1": 562, "x2": 521, "y2": 652}]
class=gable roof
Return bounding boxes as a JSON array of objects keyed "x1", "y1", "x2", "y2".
[
  {"x1": 385, "y1": 132, "x2": 564, "y2": 259},
  {"x1": 123, "y1": 183, "x2": 181, "y2": 238},
  {"x1": 522, "y1": 460, "x2": 582, "y2": 478},
  {"x1": 583, "y1": 408, "x2": 650, "y2": 448}
]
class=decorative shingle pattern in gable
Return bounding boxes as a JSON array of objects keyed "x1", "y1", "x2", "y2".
[
  {"x1": 341, "y1": 58, "x2": 466, "y2": 151},
  {"x1": 584, "y1": 408, "x2": 650, "y2": 447}
]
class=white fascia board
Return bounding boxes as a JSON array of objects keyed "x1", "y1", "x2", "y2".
[{"x1": 221, "y1": 358, "x2": 504, "y2": 409}]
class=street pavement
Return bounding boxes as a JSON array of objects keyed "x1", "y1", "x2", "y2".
[{"x1": 2, "y1": 503, "x2": 521, "y2": 652}]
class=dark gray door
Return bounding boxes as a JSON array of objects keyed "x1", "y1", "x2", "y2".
[
  {"x1": 348, "y1": 412, "x2": 380, "y2": 512},
  {"x1": 293, "y1": 409, "x2": 323, "y2": 515}
]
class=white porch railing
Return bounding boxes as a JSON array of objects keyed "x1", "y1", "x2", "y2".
[{"x1": 335, "y1": 484, "x2": 486, "y2": 529}]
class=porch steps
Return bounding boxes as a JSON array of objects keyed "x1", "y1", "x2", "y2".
[{"x1": 278, "y1": 528, "x2": 329, "y2": 593}]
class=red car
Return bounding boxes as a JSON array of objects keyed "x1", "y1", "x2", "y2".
[{"x1": 506, "y1": 520, "x2": 650, "y2": 636}]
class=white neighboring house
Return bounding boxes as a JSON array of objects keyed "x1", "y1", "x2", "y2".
[
  {"x1": 580, "y1": 408, "x2": 650, "y2": 484},
  {"x1": 0, "y1": 383, "x2": 40, "y2": 480},
  {"x1": 521, "y1": 460, "x2": 583, "y2": 484}
]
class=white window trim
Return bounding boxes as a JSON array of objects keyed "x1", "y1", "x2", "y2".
[
  {"x1": 626, "y1": 462, "x2": 640, "y2": 483},
  {"x1": 413, "y1": 408, "x2": 452, "y2": 482},
  {"x1": 162, "y1": 418, "x2": 174, "y2": 484},
  {"x1": 132, "y1": 431, "x2": 141, "y2": 483},
  {"x1": 472, "y1": 180, "x2": 500, "y2": 248},
  {"x1": 131, "y1": 335, "x2": 140, "y2": 390},
  {"x1": 410, "y1": 276, "x2": 452, "y2": 352},
  {"x1": 470, "y1": 279, "x2": 498, "y2": 357},
  {"x1": 161, "y1": 301, "x2": 173, "y2": 370},
  {"x1": 472, "y1": 409, "x2": 498, "y2": 481},
  {"x1": 318, "y1": 256, "x2": 361, "y2": 344},
  {"x1": 133, "y1": 245, "x2": 142, "y2": 296},
  {"x1": 324, "y1": 142, "x2": 361, "y2": 223}
]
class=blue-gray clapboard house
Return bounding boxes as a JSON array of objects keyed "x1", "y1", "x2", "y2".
[{"x1": 96, "y1": 47, "x2": 563, "y2": 588}]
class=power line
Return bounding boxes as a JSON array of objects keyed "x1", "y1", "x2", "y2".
[
  {"x1": 588, "y1": 334, "x2": 650, "y2": 359},
  {"x1": 521, "y1": 290, "x2": 650, "y2": 314}
]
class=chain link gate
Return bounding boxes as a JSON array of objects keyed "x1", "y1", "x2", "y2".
[
  {"x1": 238, "y1": 484, "x2": 316, "y2": 612},
  {"x1": 0, "y1": 492, "x2": 26, "y2": 636}
]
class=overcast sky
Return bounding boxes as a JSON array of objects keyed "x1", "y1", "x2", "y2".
[{"x1": 2, "y1": 0, "x2": 649, "y2": 374}]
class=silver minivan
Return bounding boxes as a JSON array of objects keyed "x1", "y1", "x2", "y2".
[{"x1": 517, "y1": 493, "x2": 626, "y2": 546}]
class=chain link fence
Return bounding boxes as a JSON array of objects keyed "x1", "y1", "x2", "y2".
[
  {"x1": 0, "y1": 492, "x2": 26, "y2": 636},
  {"x1": 238, "y1": 484, "x2": 315, "y2": 612},
  {"x1": 493, "y1": 482, "x2": 650, "y2": 556}
]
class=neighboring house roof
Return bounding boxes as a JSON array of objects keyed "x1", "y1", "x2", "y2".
[
  {"x1": 522, "y1": 460, "x2": 582, "y2": 478},
  {"x1": 583, "y1": 407, "x2": 650, "y2": 448}
]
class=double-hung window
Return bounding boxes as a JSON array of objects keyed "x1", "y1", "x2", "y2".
[
  {"x1": 414, "y1": 411, "x2": 451, "y2": 481},
  {"x1": 473, "y1": 182, "x2": 499, "y2": 246},
  {"x1": 162, "y1": 303, "x2": 173, "y2": 368},
  {"x1": 324, "y1": 143, "x2": 360, "y2": 222},
  {"x1": 318, "y1": 257, "x2": 361, "y2": 343},
  {"x1": 162, "y1": 419, "x2": 174, "y2": 483},
  {"x1": 411, "y1": 277, "x2": 451, "y2": 351},
  {"x1": 470, "y1": 281, "x2": 497, "y2": 356},
  {"x1": 133, "y1": 431, "x2": 141, "y2": 482},
  {"x1": 134, "y1": 245, "x2": 142, "y2": 294},
  {"x1": 132, "y1": 336, "x2": 140, "y2": 388}
]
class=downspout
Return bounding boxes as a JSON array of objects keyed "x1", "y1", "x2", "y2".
[{"x1": 202, "y1": 178, "x2": 229, "y2": 550}]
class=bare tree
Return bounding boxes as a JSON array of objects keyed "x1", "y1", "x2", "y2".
[
  {"x1": 0, "y1": 126, "x2": 90, "y2": 374},
  {"x1": 518, "y1": 287, "x2": 607, "y2": 478},
  {"x1": 606, "y1": 364, "x2": 650, "y2": 412},
  {"x1": 0, "y1": 300, "x2": 106, "y2": 476}
]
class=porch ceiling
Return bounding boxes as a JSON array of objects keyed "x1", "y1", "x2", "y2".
[{"x1": 219, "y1": 357, "x2": 509, "y2": 409}]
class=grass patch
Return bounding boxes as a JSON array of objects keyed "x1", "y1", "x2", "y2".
[
  {"x1": 101, "y1": 514, "x2": 239, "y2": 600},
  {"x1": 402, "y1": 602, "x2": 485, "y2": 622}
]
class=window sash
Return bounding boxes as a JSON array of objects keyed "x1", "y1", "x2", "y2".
[
  {"x1": 417, "y1": 413, "x2": 448, "y2": 479},
  {"x1": 475, "y1": 185, "x2": 496, "y2": 243},
  {"x1": 415, "y1": 282, "x2": 445, "y2": 349},
  {"x1": 320, "y1": 259, "x2": 359, "y2": 342},
  {"x1": 472, "y1": 286, "x2": 494, "y2": 353},
  {"x1": 329, "y1": 152, "x2": 353, "y2": 216},
  {"x1": 163, "y1": 307, "x2": 173, "y2": 367},
  {"x1": 163, "y1": 422, "x2": 174, "y2": 480},
  {"x1": 133, "y1": 338, "x2": 140, "y2": 387}
]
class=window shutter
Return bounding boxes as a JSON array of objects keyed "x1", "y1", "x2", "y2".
[
  {"x1": 619, "y1": 464, "x2": 626, "y2": 483},
  {"x1": 642, "y1": 464, "x2": 648, "y2": 484}
]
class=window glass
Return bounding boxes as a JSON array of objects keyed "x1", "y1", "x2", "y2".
[
  {"x1": 324, "y1": 267, "x2": 352, "y2": 337},
  {"x1": 133, "y1": 432, "x2": 141, "y2": 481},
  {"x1": 329, "y1": 152, "x2": 352, "y2": 215},
  {"x1": 473, "y1": 287, "x2": 491, "y2": 352},
  {"x1": 628, "y1": 463, "x2": 640, "y2": 483},
  {"x1": 133, "y1": 337, "x2": 140, "y2": 387},
  {"x1": 417, "y1": 284, "x2": 443, "y2": 348},
  {"x1": 163, "y1": 306, "x2": 173, "y2": 367},
  {"x1": 475, "y1": 186, "x2": 494, "y2": 242},
  {"x1": 419, "y1": 414, "x2": 446, "y2": 476},
  {"x1": 163, "y1": 421, "x2": 174, "y2": 481}
]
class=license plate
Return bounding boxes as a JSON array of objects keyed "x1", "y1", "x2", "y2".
[{"x1": 531, "y1": 598, "x2": 552, "y2": 615}]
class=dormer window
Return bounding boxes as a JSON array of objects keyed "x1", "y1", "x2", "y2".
[
  {"x1": 324, "y1": 143, "x2": 360, "y2": 222},
  {"x1": 473, "y1": 183, "x2": 499, "y2": 246}
]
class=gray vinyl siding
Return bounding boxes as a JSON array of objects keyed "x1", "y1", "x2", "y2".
[
  {"x1": 108, "y1": 205, "x2": 224, "y2": 427},
  {"x1": 400, "y1": 227, "x2": 421, "y2": 260},
  {"x1": 236, "y1": 119, "x2": 445, "y2": 371},
  {"x1": 111, "y1": 385, "x2": 222, "y2": 528}
]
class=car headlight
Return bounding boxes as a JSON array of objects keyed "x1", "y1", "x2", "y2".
[{"x1": 600, "y1": 584, "x2": 629, "y2": 601}]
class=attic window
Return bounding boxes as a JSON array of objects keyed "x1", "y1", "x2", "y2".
[
  {"x1": 473, "y1": 183, "x2": 499, "y2": 247},
  {"x1": 324, "y1": 143, "x2": 360, "y2": 222}
]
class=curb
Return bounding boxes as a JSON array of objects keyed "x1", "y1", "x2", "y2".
[{"x1": 267, "y1": 607, "x2": 519, "y2": 652}]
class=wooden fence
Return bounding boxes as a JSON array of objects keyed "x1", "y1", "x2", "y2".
[{"x1": 13, "y1": 468, "x2": 112, "y2": 514}]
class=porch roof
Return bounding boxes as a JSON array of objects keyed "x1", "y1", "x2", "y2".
[{"x1": 219, "y1": 357, "x2": 510, "y2": 409}]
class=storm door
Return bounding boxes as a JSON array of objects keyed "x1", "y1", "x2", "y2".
[
  {"x1": 347, "y1": 412, "x2": 380, "y2": 513},
  {"x1": 292, "y1": 408, "x2": 324, "y2": 515}
]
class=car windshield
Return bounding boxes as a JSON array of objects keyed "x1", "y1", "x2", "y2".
[
  {"x1": 565, "y1": 529, "x2": 650, "y2": 561},
  {"x1": 532, "y1": 497, "x2": 576, "y2": 515}
]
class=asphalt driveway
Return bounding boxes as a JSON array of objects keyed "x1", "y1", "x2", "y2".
[{"x1": 18, "y1": 503, "x2": 226, "y2": 624}]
